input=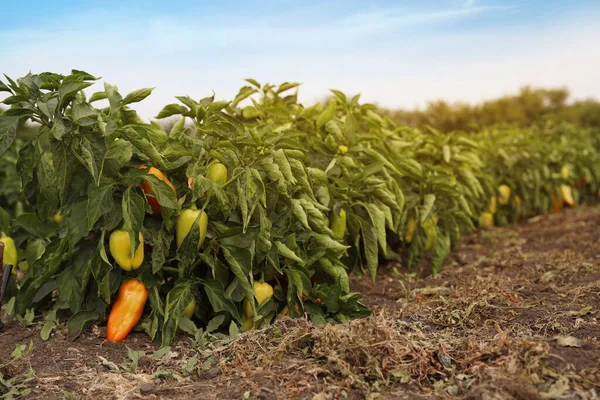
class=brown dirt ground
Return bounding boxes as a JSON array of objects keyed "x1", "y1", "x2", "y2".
[{"x1": 1, "y1": 206, "x2": 599, "y2": 400}]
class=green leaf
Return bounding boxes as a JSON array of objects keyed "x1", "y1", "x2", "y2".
[
  {"x1": 206, "y1": 315, "x2": 226, "y2": 333},
  {"x1": 0, "y1": 115, "x2": 19, "y2": 157},
  {"x1": 0, "y1": 206, "x2": 10, "y2": 233},
  {"x1": 118, "y1": 127, "x2": 165, "y2": 169},
  {"x1": 144, "y1": 174, "x2": 178, "y2": 210},
  {"x1": 316, "y1": 101, "x2": 337, "y2": 131},
  {"x1": 122, "y1": 187, "x2": 146, "y2": 258},
  {"x1": 245, "y1": 78, "x2": 261, "y2": 88},
  {"x1": 74, "y1": 134, "x2": 106, "y2": 185},
  {"x1": 365, "y1": 203, "x2": 387, "y2": 255},
  {"x1": 222, "y1": 246, "x2": 254, "y2": 309},
  {"x1": 40, "y1": 309, "x2": 58, "y2": 341},
  {"x1": 311, "y1": 232, "x2": 347, "y2": 253},
  {"x1": 151, "y1": 229, "x2": 172, "y2": 274},
  {"x1": 231, "y1": 86, "x2": 258, "y2": 108},
  {"x1": 89, "y1": 91, "x2": 107, "y2": 102},
  {"x1": 58, "y1": 80, "x2": 93, "y2": 110},
  {"x1": 35, "y1": 152, "x2": 59, "y2": 220},
  {"x1": 25, "y1": 239, "x2": 46, "y2": 268},
  {"x1": 161, "y1": 282, "x2": 194, "y2": 346},
  {"x1": 51, "y1": 141, "x2": 73, "y2": 205},
  {"x1": 318, "y1": 258, "x2": 350, "y2": 293},
  {"x1": 203, "y1": 280, "x2": 241, "y2": 322},
  {"x1": 291, "y1": 199, "x2": 310, "y2": 230},
  {"x1": 122, "y1": 88, "x2": 154, "y2": 106},
  {"x1": 431, "y1": 230, "x2": 451, "y2": 275},
  {"x1": 360, "y1": 218, "x2": 379, "y2": 281},
  {"x1": 156, "y1": 104, "x2": 189, "y2": 119},
  {"x1": 0, "y1": 79, "x2": 11, "y2": 93},
  {"x1": 275, "y1": 241, "x2": 304, "y2": 265},
  {"x1": 91, "y1": 231, "x2": 113, "y2": 303},
  {"x1": 16, "y1": 140, "x2": 37, "y2": 191},
  {"x1": 104, "y1": 82, "x2": 123, "y2": 112},
  {"x1": 276, "y1": 82, "x2": 300, "y2": 95},
  {"x1": 272, "y1": 149, "x2": 296, "y2": 185},
  {"x1": 242, "y1": 106, "x2": 260, "y2": 119},
  {"x1": 13, "y1": 213, "x2": 56, "y2": 237},
  {"x1": 67, "y1": 310, "x2": 99, "y2": 337},
  {"x1": 87, "y1": 180, "x2": 116, "y2": 230},
  {"x1": 420, "y1": 194, "x2": 436, "y2": 224}
]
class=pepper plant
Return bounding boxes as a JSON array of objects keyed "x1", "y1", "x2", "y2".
[{"x1": 0, "y1": 70, "x2": 598, "y2": 345}]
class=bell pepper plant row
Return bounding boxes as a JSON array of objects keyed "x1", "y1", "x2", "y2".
[{"x1": 0, "y1": 71, "x2": 598, "y2": 344}]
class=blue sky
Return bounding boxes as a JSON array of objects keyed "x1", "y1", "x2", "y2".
[{"x1": 1, "y1": 0, "x2": 599, "y2": 119}]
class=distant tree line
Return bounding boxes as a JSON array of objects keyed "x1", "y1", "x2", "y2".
[{"x1": 379, "y1": 86, "x2": 600, "y2": 132}]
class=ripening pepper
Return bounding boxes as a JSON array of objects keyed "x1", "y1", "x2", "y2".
[
  {"x1": 51, "y1": 211, "x2": 64, "y2": 224},
  {"x1": 206, "y1": 162, "x2": 228, "y2": 185},
  {"x1": 176, "y1": 209, "x2": 208, "y2": 248},
  {"x1": 560, "y1": 184, "x2": 574, "y2": 207},
  {"x1": 560, "y1": 165, "x2": 570, "y2": 180},
  {"x1": 242, "y1": 281, "x2": 274, "y2": 331},
  {"x1": 498, "y1": 185, "x2": 511, "y2": 205},
  {"x1": 405, "y1": 217, "x2": 417, "y2": 243},
  {"x1": 109, "y1": 230, "x2": 144, "y2": 271},
  {"x1": 0, "y1": 234, "x2": 17, "y2": 274},
  {"x1": 514, "y1": 195, "x2": 522, "y2": 207},
  {"x1": 139, "y1": 166, "x2": 176, "y2": 215},
  {"x1": 479, "y1": 212, "x2": 494, "y2": 227},
  {"x1": 279, "y1": 306, "x2": 289, "y2": 318},
  {"x1": 106, "y1": 279, "x2": 149, "y2": 342},
  {"x1": 330, "y1": 209, "x2": 347, "y2": 239},
  {"x1": 422, "y1": 219, "x2": 437, "y2": 251},
  {"x1": 488, "y1": 196, "x2": 498, "y2": 214},
  {"x1": 552, "y1": 192, "x2": 562, "y2": 212}
]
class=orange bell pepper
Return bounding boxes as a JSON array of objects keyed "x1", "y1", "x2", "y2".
[
  {"x1": 139, "y1": 166, "x2": 176, "y2": 215},
  {"x1": 106, "y1": 279, "x2": 149, "y2": 342}
]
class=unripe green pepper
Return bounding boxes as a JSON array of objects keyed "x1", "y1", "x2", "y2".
[
  {"x1": 206, "y1": 162, "x2": 228, "y2": 185},
  {"x1": 109, "y1": 230, "x2": 144, "y2": 271},
  {"x1": 182, "y1": 300, "x2": 196, "y2": 319},
  {"x1": 242, "y1": 281, "x2": 274, "y2": 331},
  {"x1": 330, "y1": 209, "x2": 347, "y2": 239},
  {"x1": 176, "y1": 209, "x2": 208, "y2": 248},
  {"x1": 0, "y1": 234, "x2": 17, "y2": 274}
]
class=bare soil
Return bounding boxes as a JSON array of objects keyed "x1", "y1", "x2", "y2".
[{"x1": 1, "y1": 206, "x2": 599, "y2": 400}]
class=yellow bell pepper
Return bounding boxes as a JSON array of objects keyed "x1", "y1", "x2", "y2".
[
  {"x1": 0, "y1": 234, "x2": 17, "y2": 274},
  {"x1": 330, "y1": 209, "x2": 347, "y2": 239},
  {"x1": 488, "y1": 196, "x2": 498, "y2": 214},
  {"x1": 560, "y1": 184, "x2": 574, "y2": 206},
  {"x1": 498, "y1": 185, "x2": 511, "y2": 205},
  {"x1": 176, "y1": 209, "x2": 208, "y2": 248},
  {"x1": 109, "y1": 230, "x2": 144, "y2": 271},
  {"x1": 242, "y1": 281, "x2": 274, "y2": 331},
  {"x1": 479, "y1": 212, "x2": 494, "y2": 227}
]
